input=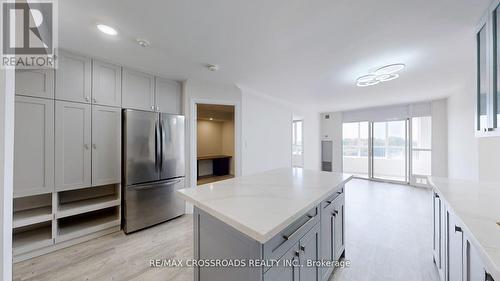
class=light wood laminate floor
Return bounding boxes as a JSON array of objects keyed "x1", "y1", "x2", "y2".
[{"x1": 14, "y1": 179, "x2": 440, "y2": 281}]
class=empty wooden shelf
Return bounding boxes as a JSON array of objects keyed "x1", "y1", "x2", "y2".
[
  {"x1": 13, "y1": 223, "x2": 53, "y2": 255},
  {"x1": 56, "y1": 207, "x2": 120, "y2": 243},
  {"x1": 57, "y1": 195, "x2": 120, "y2": 219},
  {"x1": 13, "y1": 206, "x2": 53, "y2": 229}
]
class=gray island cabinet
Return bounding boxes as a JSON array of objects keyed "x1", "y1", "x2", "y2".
[{"x1": 178, "y1": 168, "x2": 351, "y2": 281}]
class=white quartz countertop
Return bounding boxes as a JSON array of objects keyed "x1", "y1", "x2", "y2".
[
  {"x1": 178, "y1": 168, "x2": 352, "y2": 243},
  {"x1": 429, "y1": 177, "x2": 500, "y2": 280}
]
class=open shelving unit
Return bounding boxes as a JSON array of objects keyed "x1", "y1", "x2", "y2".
[
  {"x1": 13, "y1": 184, "x2": 122, "y2": 262},
  {"x1": 13, "y1": 206, "x2": 52, "y2": 229},
  {"x1": 13, "y1": 222, "x2": 53, "y2": 256},
  {"x1": 57, "y1": 206, "x2": 120, "y2": 243}
]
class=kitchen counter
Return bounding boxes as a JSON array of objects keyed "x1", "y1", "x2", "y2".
[
  {"x1": 429, "y1": 177, "x2": 500, "y2": 280},
  {"x1": 178, "y1": 167, "x2": 352, "y2": 243}
]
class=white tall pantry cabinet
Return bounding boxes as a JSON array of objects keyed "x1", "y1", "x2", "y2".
[
  {"x1": 91, "y1": 106, "x2": 122, "y2": 186},
  {"x1": 55, "y1": 101, "x2": 92, "y2": 191},
  {"x1": 12, "y1": 49, "x2": 183, "y2": 262},
  {"x1": 13, "y1": 96, "x2": 54, "y2": 198}
]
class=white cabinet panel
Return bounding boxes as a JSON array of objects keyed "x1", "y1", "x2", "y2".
[
  {"x1": 15, "y1": 69, "x2": 55, "y2": 99},
  {"x1": 92, "y1": 106, "x2": 121, "y2": 186},
  {"x1": 92, "y1": 60, "x2": 122, "y2": 107},
  {"x1": 465, "y1": 238, "x2": 486, "y2": 281},
  {"x1": 55, "y1": 101, "x2": 92, "y2": 191},
  {"x1": 56, "y1": 51, "x2": 91, "y2": 103},
  {"x1": 447, "y1": 210, "x2": 464, "y2": 281},
  {"x1": 155, "y1": 77, "x2": 181, "y2": 114},
  {"x1": 14, "y1": 97, "x2": 54, "y2": 197},
  {"x1": 122, "y1": 68, "x2": 154, "y2": 111}
]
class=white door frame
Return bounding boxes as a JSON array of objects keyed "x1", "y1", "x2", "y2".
[
  {"x1": 189, "y1": 98, "x2": 242, "y2": 189},
  {"x1": 1, "y1": 69, "x2": 15, "y2": 280}
]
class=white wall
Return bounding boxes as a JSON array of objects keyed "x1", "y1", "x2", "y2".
[
  {"x1": 0, "y1": 69, "x2": 14, "y2": 281},
  {"x1": 478, "y1": 137, "x2": 500, "y2": 181},
  {"x1": 222, "y1": 120, "x2": 235, "y2": 174},
  {"x1": 447, "y1": 84, "x2": 480, "y2": 180},
  {"x1": 197, "y1": 120, "x2": 223, "y2": 156},
  {"x1": 240, "y1": 87, "x2": 320, "y2": 175},
  {"x1": 184, "y1": 80, "x2": 321, "y2": 186},
  {"x1": 431, "y1": 99, "x2": 448, "y2": 177},
  {"x1": 183, "y1": 79, "x2": 243, "y2": 189}
]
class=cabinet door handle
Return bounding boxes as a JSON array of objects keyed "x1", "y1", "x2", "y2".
[
  {"x1": 85, "y1": 96, "x2": 90, "y2": 102},
  {"x1": 93, "y1": 98, "x2": 97, "y2": 103},
  {"x1": 434, "y1": 193, "x2": 439, "y2": 198},
  {"x1": 283, "y1": 215, "x2": 314, "y2": 241},
  {"x1": 300, "y1": 245, "x2": 305, "y2": 252},
  {"x1": 156, "y1": 106, "x2": 160, "y2": 111},
  {"x1": 454, "y1": 225, "x2": 462, "y2": 233},
  {"x1": 83, "y1": 144, "x2": 89, "y2": 150},
  {"x1": 151, "y1": 105, "x2": 155, "y2": 110},
  {"x1": 92, "y1": 144, "x2": 97, "y2": 149},
  {"x1": 295, "y1": 251, "x2": 300, "y2": 257}
]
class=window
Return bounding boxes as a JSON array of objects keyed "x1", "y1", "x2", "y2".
[
  {"x1": 411, "y1": 116, "x2": 432, "y2": 176},
  {"x1": 342, "y1": 122, "x2": 369, "y2": 178},
  {"x1": 342, "y1": 122, "x2": 368, "y2": 158}
]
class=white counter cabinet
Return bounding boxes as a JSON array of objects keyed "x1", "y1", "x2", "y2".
[{"x1": 430, "y1": 177, "x2": 499, "y2": 281}]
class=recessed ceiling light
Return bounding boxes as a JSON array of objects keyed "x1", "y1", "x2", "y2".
[
  {"x1": 97, "y1": 24, "x2": 118, "y2": 36},
  {"x1": 374, "y1": 63, "x2": 405, "y2": 75},
  {"x1": 209, "y1": 118, "x2": 213, "y2": 121},
  {"x1": 136, "y1": 38, "x2": 151, "y2": 47},
  {"x1": 207, "y1": 64, "x2": 219, "y2": 71}
]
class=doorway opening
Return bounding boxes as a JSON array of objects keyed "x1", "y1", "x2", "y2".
[
  {"x1": 292, "y1": 119, "x2": 304, "y2": 167},
  {"x1": 196, "y1": 104, "x2": 235, "y2": 185}
]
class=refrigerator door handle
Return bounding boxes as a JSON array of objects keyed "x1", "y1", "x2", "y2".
[
  {"x1": 130, "y1": 178, "x2": 183, "y2": 191},
  {"x1": 155, "y1": 119, "x2": 161, "y2": 171},
  {"x1": 159, "y1": 118, "x2": 164, "y2": 170}
]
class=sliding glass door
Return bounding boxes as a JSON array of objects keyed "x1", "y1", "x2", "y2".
[
  {"x1": 372, "y1": 120, "x2": 408, "y2": 182},
  {"x1": 343, "y1": 119, "x2": 410, "y2": 183}
]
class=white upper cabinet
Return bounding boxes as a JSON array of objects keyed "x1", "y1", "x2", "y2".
[
  {"x1": 476, "y1": 3, "x2": 500, "y2": 137},
  {"x1": 55, "y1": 101, "x2": 92, "y2": 191},
  {"x1": 122, "y1": 68, "x2": 155, "y2": 111},
  {"x1": 155, "y1": 77, "x2": 182, "y2": 114},
  {"x1": 91, "y1": 105, "x2": 121, "y2": 186},
  {"x1": 56, "y1": 51, "x2": 91, "y2": 103},
  {"x1": 14, "y1": 96, "x2": 54, "y2": 197},
  {"x1": 92, "y1": 60, "x2": 122, "y2": 107},
  {"x1": 15, "y1": 69, "x2": 55, "y2": 99}
]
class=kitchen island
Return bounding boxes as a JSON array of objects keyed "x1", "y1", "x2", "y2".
[{"x1": 178, "y1": 168, "x2": 352, "y2": 281}]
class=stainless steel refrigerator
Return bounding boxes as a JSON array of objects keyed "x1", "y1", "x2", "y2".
[{"x1": 122, "y1": 109, "x2": 186, "y2": 233}]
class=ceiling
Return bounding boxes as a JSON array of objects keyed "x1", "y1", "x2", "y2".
[
  {"x1": 59, "y1": 0, "x2": 491, "y2": 112},
  {"x1": 197, "y1": 104, "x2": 235, "y2": 121}
]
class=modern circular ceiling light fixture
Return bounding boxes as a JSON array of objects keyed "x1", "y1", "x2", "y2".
[
  {"x1": 356, "y1": 63, "x2": 405, "y2": 87},
  {"x1": 374, "y1": 63, "x2": 405, "y2": 75},
  {"x1": 97, "y1": 24, "x2": 118, "y2": 36}
]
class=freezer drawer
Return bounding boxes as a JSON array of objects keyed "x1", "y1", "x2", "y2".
[{"x1": 123, "y1": 177, "x2": 185, "y2": 233}]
